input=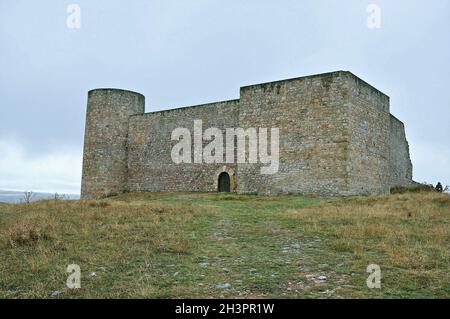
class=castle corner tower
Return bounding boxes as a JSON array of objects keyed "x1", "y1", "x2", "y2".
[{"x1": 81, "y1": 89, "x2": 145, "y2": 199}]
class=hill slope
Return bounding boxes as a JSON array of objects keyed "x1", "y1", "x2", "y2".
[{"x1": 0, "y1": 192, "x2": 448, "y2": 298}]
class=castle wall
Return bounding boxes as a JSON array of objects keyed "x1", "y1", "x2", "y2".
[
  {"x1": 388, "y1": 115, "x2": 413, "y2": 188},
  {"x1": 345, "y1": 74, "x2": 391, "y2": 195},
  {"x1": 127, "y1": 72, "x2": 354, "y2": 196},
  {"x1": 81, "y1": 71, "x2": 414, "y2": 198},
  {"x1": 127, "y1": 100, "x2": 239, "y2": 192},
  {"x1": 236, "y1": 71, "x2": 351, "y2": 195}
]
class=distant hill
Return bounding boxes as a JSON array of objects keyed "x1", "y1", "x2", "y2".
[{"x1": 0, "y1": 190, "x2": 80, "y2": 204}]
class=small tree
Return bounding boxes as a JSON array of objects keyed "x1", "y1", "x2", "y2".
[
  {"x1": 23, "y1": 191, "x2": 33, "y2": 204},
  {"x1": 53, "y1": 193, "x2": 67, "y2": 201}
]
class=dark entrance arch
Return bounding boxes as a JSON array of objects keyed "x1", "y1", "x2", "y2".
[{"x1": 218, "y1": 172, "x2": 231, "y2": 192}]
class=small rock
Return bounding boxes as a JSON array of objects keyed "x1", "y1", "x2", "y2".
[
  {"x1": 199, "y1": 262, "x2": 210, "y2": 267},
  {"x1": 317, "y1": 276, "x2": 327, "y2": 281},
  {"x1": 50, "y1": 290, "x2": 61, "y2": 298},
  {"x1": 321, "y1": 289, "x2": 333, "y2": 294},
  {"x1": 216, "y1": 283, "x2": 231, "y2": 289},
  {"x1": 89, "y1": 272, "x2": 97, "y2": 277}
]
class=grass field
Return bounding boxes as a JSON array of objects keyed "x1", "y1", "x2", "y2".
[{"x1": 0, "y1": 191, "x2": 448, "y2": 298}]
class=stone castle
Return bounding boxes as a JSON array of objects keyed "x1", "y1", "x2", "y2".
[{"x1": 81, "y1": 71, "x2": 413, "y2": 199}]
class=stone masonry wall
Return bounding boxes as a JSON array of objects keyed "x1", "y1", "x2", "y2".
[
  {"x1": 81, "y1": 71, "x2": 414, "y2": 198},
  {"x1": 389, "y1": 115, "x2": 413, "y2": 188},
  {"x1": 345, "y1": 73, "x2": 391, "y2": 195},
  {"x1": 236, "y1": 71, "x2": 351, "y2": 195},
  {"x1": 81, "y1": 89, "x2": 145, "y2": 199},
  {"x1": 127, "y1": 100, "x2": 239, "y2": 192}
]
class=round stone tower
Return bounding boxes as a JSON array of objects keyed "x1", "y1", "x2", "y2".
[{"x1": 81, "y1": 89, "x2": 145, "y2": 199}]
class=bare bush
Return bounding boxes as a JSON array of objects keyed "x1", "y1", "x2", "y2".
[
  {"x1": 23, "y1": 191, "x2": 33, "y2": 203},
  {"x1": 53, "y1": 193, "x2": 68, "y2": 201}
]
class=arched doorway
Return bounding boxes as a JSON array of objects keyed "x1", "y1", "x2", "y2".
[{"x1": 218, "y1": 172, "x2": 231, "y2": 192}]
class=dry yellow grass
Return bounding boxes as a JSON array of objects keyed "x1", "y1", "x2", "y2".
[
  {"x1": 7, "y1": 215, "x2": 56, "y2": 248},
  {"x1": 0, "y1": 192, "x2": 448, "y2": 298},
  {"x1": 282, "y1": 192, "x2": 449, "y2": 296}
]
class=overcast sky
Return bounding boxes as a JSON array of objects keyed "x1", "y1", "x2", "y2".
[{"x1": 0, "y1": 0, "x2": 449, "y2": 194}]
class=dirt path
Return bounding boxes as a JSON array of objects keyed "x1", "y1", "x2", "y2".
[{"x1": 190, "y1": 199, "x2": 350, "y2": 298}]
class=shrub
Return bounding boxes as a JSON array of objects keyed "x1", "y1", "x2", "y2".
[
  {"x1": 87, "y1": 200, "x2": 110, "y2": 208},
  {"x1": 7, "y1": 217, "x2": 55, "y2": 247},
  {"x1": 391, "y1": 183, "x2": 435, "y2": 194},
  {"x1": 23, "y1": 191, "x2": 33, "y2": 203}
]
